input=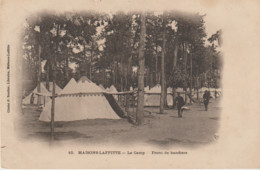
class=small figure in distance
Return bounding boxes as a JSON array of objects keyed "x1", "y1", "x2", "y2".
[
  {"x1": 203, "y1": 90, "x2": 210, "y2": 111},
  {"x1": 176, "y1": 92, "x2": 185, "y2": 118},
  {"x1": 30, "y1": 93, "x2": 34, "y2": 104}
]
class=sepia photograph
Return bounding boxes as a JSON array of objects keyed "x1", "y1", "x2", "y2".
[
  {"x1": 1, "y1": 0, "x2": 260, "y2": 169},
  {"x1": 19, "y1": 10, "x2": 222, "y2": 147}
]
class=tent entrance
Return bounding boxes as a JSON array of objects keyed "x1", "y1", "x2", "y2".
[{"x1": 103, "y1": 93, "x2": 127, "y2": 118}]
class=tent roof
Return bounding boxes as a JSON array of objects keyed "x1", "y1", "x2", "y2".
[
  {"x1": 78, "y1": 76, "x2": 91, "y2": 83},
  {"x1": 77, "y1": 79, "x2": 104, "y2": 93},
  {"x1": 147, "y1": 84, "x2": 161, "y2": 93},
  {"x1": 22, "y1": 83, "x2": 51, "y2": 104},
  {"x1": 41, "y1": 82, "x2": 62, "y2": 93},
  {"x1": 106, "y1": 85, "x2": 118, "y2": 93},
  {"x1": 60, "y1": 77, "x2": 107, "y2": 94},
  {"x1": 32, "y1": 83, "x2": 51, "y2": 95},
  {"x1": 99, "y1": 84, "x2": 105, "y2": 90},
  {"x1": 144, "y1": 86, "x2": 150, "y2": 92},
  {"x1": 60, "y1": 78, "x2": 78, "y2": 94}
]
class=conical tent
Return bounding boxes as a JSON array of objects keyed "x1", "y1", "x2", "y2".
[
  {"x1": 106, "y1": 85, "x2": 118, "y2": 93},
  {"x1": 78, "y1": 76, "x2": 91, "y2": 83},
  {"x1": 99, "y1": 84, "x2": 105, "y2": 90},
  {"x1": 39, "y1": 77, "x2": 120, "y2": 122},
  {"x1": 41, "y1": 82, "x2": 62, "y2": 94},
  {"x1": 106, "y1": 85, "x2": 118, "y2": 100},
  {"x1": 22, "y1": 82, "x2": 61, "y2": 105},
  {"x1": 59, "y1": 78, "x2": 78, "y2": 94},
  {"x1": 144, "y1": 84, "x2": 173, "y2": 107}
]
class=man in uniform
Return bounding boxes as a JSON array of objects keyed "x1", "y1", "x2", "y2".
[
  {"x1": 203, "y1": 90, "x2": 210, "y2": 111},
  {"x1": 176, "y1": 92, "x2": 185, "y2": 118}
]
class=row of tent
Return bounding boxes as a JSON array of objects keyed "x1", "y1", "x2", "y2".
[
  {"x1": 22, "y1": 76, "x2": 221, "y2": 122},
  {"x1": 22, "y1": 82, "x2": 62, "y2": 105},
  {"x1": 23, "y1": 76, "x2": 123, "y2": 122},
  {"x1": 143, "y1": 85, "x2": 222, "y2": 107}
]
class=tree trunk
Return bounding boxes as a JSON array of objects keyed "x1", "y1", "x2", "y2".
[
  {"x1": 136, "y1": 13, "x2": 146, "y2": 125},
  {"x1": 196, "y1": 76, "x2": 199, "y2": 100},
  {"x1": 172, "y1": 88, "x2": 176, "y2": 108},
  {"x1": 37, "y1": 45, "x2": 42, "y2": 105},
  {"x1": 182, "y1": 42, "x2": 188, "y2": 104},
  {"x1": 160, "y1": 14, "x2": 166, "y2": 114},
  {"x1": 83, "y1": 44, "x2": 88, "y2": 76},
  {"x1": 103, "y1": 69, "x2": 106, "y2": 87},
  {"x1": 172, "y1": 43, "x2": 178, "y2": 108},
  {"x1": 90, "y1": 41, "x2": 93, "y2": 80},
  {"x1": 155, "y1": 35, "x2": 158, "y2": 84},
  {"x1": 120, "y1": 57, "x2": 124, "y2": 92},
  {"x1": 189, "y1": 53, "x2": 193, "y2": 104},
  {"x1": 116, "y1": 60, "x2": 119, "y2": 89},
  {"x1": 112, "y1": 56, "x2": 116, "y2": 85},
  {"x1": 125, "y1": 69, "x2": 129, "y2": 113},
  {"x1": 173, "y1": 43, "x2": 178, "y2": 67},
  {"x1": 125, "y1": 56, "x2": 132, "y2": 114},
  {"x1": 50, "y1": 58, "x2": 56, "y2": 143},
  {"x1": 50, "y1": 24, "x2": 60, "y2": 143},
  {"x1": 149, "y1": 71, "x2": 153, "y2": 88},
  {"x1": 65, "y1": 54, "x2": 69, "y2": 81},
  {"x1": 183, "y1": 42, "x2": 187, "y2": 72},
  {"x1": 46, "y1": 60, "x2": 50, "y2": 91},
  {"x1": 164, "y1": 86, "x2": 167, "y2": 108}
]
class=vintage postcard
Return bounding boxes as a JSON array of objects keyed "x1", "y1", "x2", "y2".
[{"x1": 1, "y1": 0, "x2": 260, "y2": 169}]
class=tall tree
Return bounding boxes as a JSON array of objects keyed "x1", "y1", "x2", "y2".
[
  {"x1": 159, "y1": 13, "x2": 166, "y2": 114},
  {"x1": 37, "y1": 45, "x2": 42, "y2": 105},
  {"x1": 136, "y1": 13, "x2": 146, "y2": 125},
  {"x1": 51, "y1": 23, "x2": 60, "y2": 142}
]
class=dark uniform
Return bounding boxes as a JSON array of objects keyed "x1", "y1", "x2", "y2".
[
  {"x1": 176, "y1": 93, "x2": 185, "y2": 118},
  {"x1": 203, "y1": 90, "x2": 210, "y2": 111},
  {"x1": 30, "y1": 93, "x2": 34, "y2": 104}
]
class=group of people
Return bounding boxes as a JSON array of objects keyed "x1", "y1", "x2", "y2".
[{"x1": 175, "y1": 90, "x2": 212, "y2": 118}]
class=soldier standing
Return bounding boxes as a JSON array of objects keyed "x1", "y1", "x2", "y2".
[
  {"x1": 176, "y1": 93, "x2": 185, "y2": 118},
  {"x1": 203, "y1": 90, "x2": 210, "y2": 111}
]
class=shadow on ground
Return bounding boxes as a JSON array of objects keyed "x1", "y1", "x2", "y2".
[
  {"x1": 148, "y1": 138, "x2": 210, "y2": 148},
  {"x1": 28, "y1": 131, "x2": 92, "y2": 141}
]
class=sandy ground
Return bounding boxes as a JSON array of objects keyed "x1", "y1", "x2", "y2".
[{"x1": 16, "y1": 97, "x2": 221, "y2": 148}]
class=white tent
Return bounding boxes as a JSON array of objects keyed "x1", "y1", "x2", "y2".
[
  {"x1": 58, "y1": 78, "x2": 78, "y2": 94},
  {"x1": 144, "y1": 84, "x2": 173, "y2": 107},
  {"x1": 99, "y1": 84, "x2": 105, "y2": 90},
  {"x1": 39, "y1": 78, "x2": 120, "y2": 122},
  {"x1": 106, "y1": 85, "x2": 118, "y2": 93},
  {"x1": 144, "y1": 86, "x2": 150, "y2": 92},
  {"x1": 22, "y1": 82, "x2": 61, "y2": 105},
  {"x1": 78, "y1": 76, "x2": 92, "y2": 83},
  {"x1": 41, "y1": 82, "x2": 62, "y2": 94},
  {"x1": 195, "y1": 87, "x2": 221, "y2": 99},
  {"x1": 175, "y1": 87, "x2": 197, "y2": 103},
  {"x1": 106, "y1": 85, "x2": 118, "y2": 100}
]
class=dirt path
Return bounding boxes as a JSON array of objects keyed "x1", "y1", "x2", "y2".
[{"x1": 17, "y1": 98, "x2": 221, "y2": 148}]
